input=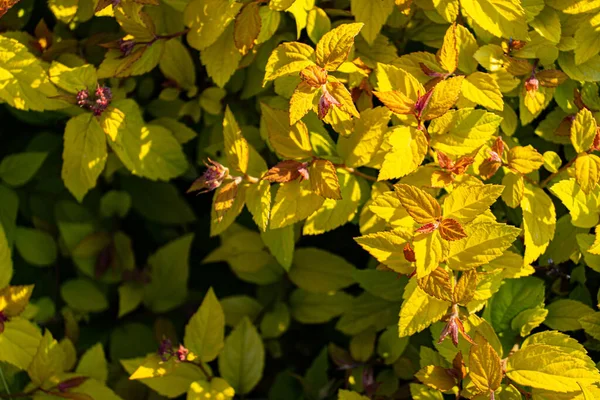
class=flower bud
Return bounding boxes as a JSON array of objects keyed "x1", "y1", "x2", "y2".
[
  {"x1": 524, "y1": 76, "x2": 539, "y2": 94},
  {"x1": 57, "y1": 377, "x2": 88, "y2": 392},
  {"x1": 0, "y1": 311, "x2": 7, "y2": 334},
  {"x1": 176, "y1": 344, "x2": 189, "y2": 362},
  {"x1": 118, "y1": 39, "x2": 136, "y2": 57},
  {"x1": 318, "y1": 85, "x2": 341, "y2": 119},
  {"x1": 187, "y1": 159, "x2": 229, "y2": 194},
  {"x1": 158, "y1": 338, "x2": 173, "y2": 361}
]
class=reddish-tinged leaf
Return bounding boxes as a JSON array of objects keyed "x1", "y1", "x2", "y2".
[
  {"x1": 439, "y1": 218, "x2": 467, "y2": 241},
  {"x1": 415, "y1": 222, "x2": 440, "y2": 234},
  {"x1": 262, "y1": 160, "x2": 308, "y2": 183},
  {"x1": 403, "y1": 243, "x2": 416, "y2": 262}
]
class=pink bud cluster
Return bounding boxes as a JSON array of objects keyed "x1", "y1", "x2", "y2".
[
  {"x1": 76, "y1": 86, "x2": 113, "y2": 116},
  {"x1": 158, "y1": 338, "x2": 189, "y2": 362}
]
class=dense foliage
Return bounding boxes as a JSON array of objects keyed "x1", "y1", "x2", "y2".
[{"x1": 4, "y1": 0, "x2": 600, "y2": 399}]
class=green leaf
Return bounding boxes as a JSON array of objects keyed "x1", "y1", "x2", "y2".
[
  {"x1": 336, "y1": 293, "x2": 399, "y2": 335},
  {"x1": 288, "y1": 248, "x2": 356, "y2": 293},
  {"x1": 124, "y1": 177, "x2": 196, "y2": 225},
  {"x1": 159, "y1": 39, "x2": 196, "y2": 91},
  {"x1": 220, "y1": 295, "x2": 263, "y2": 328},
  {"x1": 76, "y1": 343, "x2": 108, "y2": 382},
  {"x1": 289, "y1": 289, "x2": 353, "y2": 324},
  {"x1": 544, "y1": 299, "x2": 595, "y2": 332},
  {"x1": 260, "y1": 302, "x2": 291, "y2": 339},
  {"x1": 101, "y1": 99, "x2": 188, "y2": 181},
  {"x1": 184, "y1": 0, "x2": 242, "y2": 51},
  {"x1": 61, "y1": 279, "x2": 109, "y2": 313},
  {"x1": 0, "y1": 152, "x2": 46, "y2": 187},
  {"x1": 338, "y1": 389, "x2": 369, "y2": 400},
  {"x1": 48, "y1": 62, "x2": 97, "y2": 94},
  {"x1": 188, "y1": 378, "x2": 235, "y2": 400},
  {"x1": 117, "y1": 283, "x2": 144, "y2": 319},
  {"x1": 260, "y1": 225, "x2": 295, "y2": 271},
  {"x1": 200, "y1": 24, "x2": 242, "y2": 88},
  {"x1": 579, "y1": 312, "x2": 600, "y2": 340},
  {"x1": 353, "y1": 270, "x2": 407, "y2": 302},
  {"x1": 14, "y1": 227, "x2": 57, "y2": 267},
  {"x1": 184, "y1": 288, "x2": 225, "y2": 362},
  {"x1": 482, "y1": 276, "x2": 545, "y2": 333},
  {"x1": 143, "y1": 233, "x2": 194, "y2": 313},
  {"x1": 218, "y1": 317, "x2": 265, "y2": 395},
  {"x1": 377, "y1": 325, "x2": 409, "y2": 365}
]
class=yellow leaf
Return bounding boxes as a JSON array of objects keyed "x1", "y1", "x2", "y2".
[
  {"x1": 588, "y1": 226, "x2": 600, "y2": 255},
  {"x1": 310, "y1": 159, "x2": 341, "y2": 200},
  {"x1": 501, "y1": 172, "x2": 524, "y2": 208},
  {"x1": 469, "y1": 333, "x2": 502, "y2": 393},
  {"x1": 269, "y1": 0, "x2": 295, "y2": 11},
  {"x1": 549, "y1": 179, "x2": 600, "y2": 229},
  {"x1": 415, "y1": 365, "x2": 456, "y2": 391},
  {"x1": 545, "y1": 299, "x2": 594, "y2": 332},
  {"x1": 188, "y1": 377, "x2": 235, "y2": 400},
  {"x1": 506, "y1": 332, "x2": 600, "y2": 392},
  {"x1": 222, "y1": 107, "x2": 251, "y2": 175},
  {"x1": 184, "y1": 0, "x2": 242, "y2": 51},
  {"x1": 124, "y1": 354, "x2": 205, "y2": 398},
  {"x1": 326, "y1": 78, "x2": 360, "y2": 118},
  {"x1": 315, "y1": 22, "x2": 364, "y2": 71},
  {"x1": 100, "y1": 100, "x2": 188, "y2": 181},
  {"x1": 0, "y1": 285, "x2": 34, "y2": 317},
  {"x1": 76, "y1": 343, "x2": 108, "y2": 383},
  {"x1": 261, "y1": 104, "x2": 313, "y2": 160},
  {"x1": 338, "y1": 389, "x2": 370, "y2": 400},
  {"x1": 575, "y1": 153, "x2": 600, "y2": 194},
  {"x1": 354, "y1": 228, "x2": 413, "y2": 271},
  {"x1": 399, "y1": 279, "x2": 450, "y2": 337},
  {"x1": 264, "y1": 42, "x2": 316, "y2": 82},
  {"x1": 522, "y1": 183, "x2": 556, "y2": 264},
  {"x1": 245, "y1": 180, "x2": 271, "y2": 232},
  {"x1": 372, "y1": 90, "x2": 414, "y2": 115},
  {"x1": 289, "y1": 82, "x2": 319, "y2": 125},
  {"x1": 337, "y1": 107, "x2": 392, "y2": 168},
  {"x1": 417, "y1": 267, "x2": 453, "y2": 302},
  {"x1": 394, "y1": 184, "x2": 441, "y2": 224},
  {"x1": 62, "y1": 114, "x2": 107, "y2": 203},
  {"x1": 414, "y1": 230, "x2": 445, "y2": 278},
  {"x1": 379, "y1": 126, "x2": 428, "y2": 180},
  {"x1": 507, "y1": 145, "x2": 544, "y2": 174},
  {"x1": 461, "y1": 0, "x2": 528, "y2": 40},
  {"x1": 453, "y1": 270, "x2": 478, "y2": 305},
  {"x1": 49, "y1": 62, "x2": 97, "y2": 95},
  {"x1": 442, "y1": 184, "x2": 504, "y2": 224},
  {"x1": 422, "y1": 76, "x2": 465, "y2": 121},
  {"x1": 446, "y1": 221, "x2": 521, "y2": 270},
  {"x1": 28, "y1": 330, "x2": 65, "y2": 385},
  {"x1": 437, "y1": 23, "x2": 458, "y2": 73},
  {"x1": 461, "y1": 72, "x2": 503, "y2": 111},
  {"x1": 350, "y1": 0, "x2": 395, "y2": 45},
  {"x1": 429, "y1": 109, "x2": 502, "y2": 157},
  {"x1": 571, "y1": 108, "x2": 597, "y2": 153},
  {"x1": 0, "y1": 318, "x2": 42, "y2": 370},
  {"x1": 234, "y1": 2, "x2": 261, "y2": 55},
  {"x1": 270, "y1": 180, "x2": 325, "y2": 229},
  {"x1": 200, "y1": 24, "x2": 242, "y2": 88},
  {"x1": 304, "y1": 169, "x2": 364, "y2": 235},
  {"x1": 374, "y1": 64, "x2": 424, "y2": 98}
]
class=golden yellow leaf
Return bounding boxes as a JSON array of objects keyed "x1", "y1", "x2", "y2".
[
  {"x1": 575, "y1": 153, "x2": 600, "y2": 194},
  {"x1": 469, "y1": 333, "x2": 502, "y2": 393},
  {"x1": 437, "y1": 23, "x2": 458, "y2": 73},
  {"x1": 310, "y1": 159, "x2": 342, "y2": 200},
  {"x1": 507, "y1": 145, "x2": 544, "y2": 174},
  {"x1": 372, "y1": 90, "x2": 414, "y2": 115},
  {"x1": 422, "y1": 76, "x2": 464, "y2": 121},
  {"x1": 439, "y1": 218, "x2": 467, "y2": 241},
  {"x1": 415, "y1": 365, "x2": 456, "y2": 391},
  {"x1": 315, "y1": 23, "x2": 364, "y2": 71},
  {"x1": 417, "y1": 267, "x2": 453, "y2": 302},
  {"x1": 394, "y1": 184, "x2": 442, "y2": 224},
  {"x1": 0, "y1": 285, "x2": 34, "y2": 317}
]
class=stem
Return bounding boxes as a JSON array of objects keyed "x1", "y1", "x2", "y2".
[
  {"x1": 196, "y1": 362, "x2": 213, "y2": 381},
  {"x1": 0, "y1": 366, "x2": 9, "y2": 396},
  {"x1": 540, "y1": 157, "x2": 576, "y2": 188},
  {"x1": 244, "y1": 174, "x2": 259, "y2": 184},
  {"x1": 342, "y1": 167, "x2": 377, "y2": 182},
  {"x1": 157, "y1": 29, "x2": 189, "y2": 40}
]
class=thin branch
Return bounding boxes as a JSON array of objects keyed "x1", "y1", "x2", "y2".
[
  {"x1": 0, "y1": 366, "x2": 9, "y2": 396},
  {"x1": 540, "y1": 157, "x2": 576, "y2": 188},
  {"x1": 343, "y1": 166, "x2": 378, "y2": 182}
]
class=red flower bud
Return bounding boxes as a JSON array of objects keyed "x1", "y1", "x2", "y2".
[
  {"x1": 318, "y1": 85, "x2": 341, "y2": 119},
  {"x1": 187, "y1": 159, "x2": 229, "y2": 194}
]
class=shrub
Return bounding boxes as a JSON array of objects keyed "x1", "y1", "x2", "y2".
[{"x1": 1, "y1": 0, "x2": 600, "y2": 399}]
